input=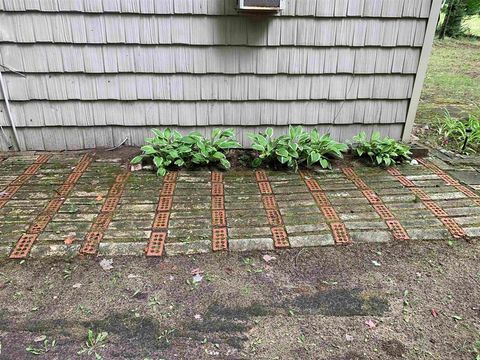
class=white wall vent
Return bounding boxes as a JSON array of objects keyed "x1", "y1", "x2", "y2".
[{"x1": 237, "y1": 0, "x2": 284, "y2": 12}]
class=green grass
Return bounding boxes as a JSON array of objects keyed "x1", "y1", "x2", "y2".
[
  {"x1": 415, "y1": 35, "x2": 480, "y2": 152},
  {"x1": 416, "y1": 38, "x2": 480, "y2": 125},
  {"x1": 464, "y1": 15, "x2": 480, "y2": 37}
]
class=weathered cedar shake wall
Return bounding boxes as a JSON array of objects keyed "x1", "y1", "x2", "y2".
[{"x1": 0, "y1": 0, "x2": 436, "y2": 150}]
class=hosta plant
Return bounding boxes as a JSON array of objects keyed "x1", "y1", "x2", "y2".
[
  {"x1": 437, "y1": 110, "x2": 480, "y2": 154},
  {"x1": 248, "y1": 126, "x2": 347, "y2": 171},
  {"x1": 186, "y1": 128, "x2": 241, "y2": 169},
  {"x1": 352, "y1": 131, "x2": 412, "y2": 167},
  {"x1": 131, "y1": 128, "x2": 240, "y2": 176},
  {"x1": 131, "y1": 128, "x2": 192, "y2": 176},
  {"x1": 300, "y1": 130, "x2": 348, "y2": 169}
]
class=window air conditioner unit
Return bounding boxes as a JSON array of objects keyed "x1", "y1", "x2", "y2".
[{"x1": 237, "y1": 0, "x2": 284, "y2": 12}]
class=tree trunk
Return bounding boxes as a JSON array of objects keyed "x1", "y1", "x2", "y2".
[{"x1": 438, "y1": 0, "x2": 468, "y2": 38}]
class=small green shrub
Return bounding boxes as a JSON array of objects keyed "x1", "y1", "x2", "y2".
[
  {"x1": 437, "y1": 110, "x2": 480, "y2": 154},
  {"x1": 131, "y1": 129, "x2": 192, "y2": 176},
  {"x1": 248, "y1": 126, "x2": 347, "y2": 171},
  {"x1": 352, "y1": 131, "x2": 412, "y2": 167},
  {"x1": 131, "y1": 128, "x2": 240, "y2": 176},
  {"x1": 301, "y1": 130, "x2": 348, "y2": 168},
  {"x1": 187, "y1": 128, "x2": 241, "y2": 169}
]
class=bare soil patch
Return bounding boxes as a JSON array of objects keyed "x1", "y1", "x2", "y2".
[{"x1": 0, "y1": 240, "x2": 479, "y2": 359}]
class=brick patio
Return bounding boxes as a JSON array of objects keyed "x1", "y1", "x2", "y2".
[{"x1": 0, "y1": 153, "x2": 479, "y2": 259}]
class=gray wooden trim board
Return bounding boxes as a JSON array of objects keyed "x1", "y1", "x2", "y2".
[{"x1": 402, "y1": 0, "x2": 442, "y2": 142}]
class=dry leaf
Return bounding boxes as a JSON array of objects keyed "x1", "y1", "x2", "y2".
[
  {"x1": 95, "y1": 195, "x2": 103, "y2": 201},
  {"x1": 192, "y1": 274, "x2": 203, "y2": 283},
  {"x1": 191, "y1": 268, "x2": 203, "y2": 276},
  {"x1": 263, "y1": 254, "x2": 276, "y2": 263},
  {"x1": 99, "y1": 259, "x2": 114, "y2": 271},
  {"x1": 431, "y1": 308, "x2": 439, "y2": 317},
  {"x1": 365, "y1": 319, "x2": 377, "y2": 329},
  {"x1": 34, "y1": 335, "x2": 47, "y2": 343},
  {"x1": 64, "y1": 232, "x2": 76, "y2": 245}
]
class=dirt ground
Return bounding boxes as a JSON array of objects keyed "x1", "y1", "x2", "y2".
[{"x1": 0, "y1": 240, "x2": 479, "y2": 360}]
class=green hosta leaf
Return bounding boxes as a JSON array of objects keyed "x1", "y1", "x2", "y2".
[
  {"x1": 279, "y1": 156, "x2": 289, "y2": 164},
  {"x1": 131, "y1": 155, "x2": 143, "y2": 164},
  {"x1": 157, "y1": 167, "x2": 167, "y2": 177},
  {"x1": 141, "y1": 145, "x2": 156, "y2": 155},
  {"x1": 153, "y1": 156, "x2": 163, "y2": 168},
  {"x1": 252, "y1": 158, "x2": 262, "y2": 168},
  {"x1": 164, "y1": 128, "x2": 171, "y2": 139},
  {"x1": 212, "y1": 152, "x2": 225, "y2": 160},
  {"x1": 320, "y1": 158, "x2": 330, "y2": 169},
  {"x1": 265, "y1": 128, "x2": 274, "y2": 137},
  {"x1": 212, "y1": 128, "x2": 221, "y2": 139},
  {"x1": 276, "y1": 148, "x2": 289, "y2": 158},
  {"x1": 220, "y1": 158, "x2": 231, "y2": 169},
  {"x1": 309, "y1": 152, "x2": 321, "y2": 164},
  {"x1": 151, "y1": 129, "x2": 163, "y2": 138},
  {"x1": 371, "y1": 132, "x2": 381, "y2": 142},
  {"x1": 182, "y1": 136, "x2": 198, "y2": 144},
  {"x1": 174, "y1": 159, "x2": 185, "y2": 166},
  {"x1": 252, "y1": 144, "x2": 266, "y2": 152},
  {"x1": 218, "y1": 140, "x2": 241, "y2": 149},
  {"x1": 169, "y1": 150, "x2": 179, "y2": 159}
]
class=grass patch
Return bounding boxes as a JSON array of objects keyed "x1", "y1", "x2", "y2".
[
  {"x1": 415, "y1": 37, "x2": 480, "y2": 153},
  {"x1": 464, "y1": 15, "x2": 480, "y2": 37}
]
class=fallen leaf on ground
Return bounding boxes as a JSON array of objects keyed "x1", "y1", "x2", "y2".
[
  {"x1": 191, "y1": 268, "x2": 203, "y2": 276},
  {"x1": 192, "y1": 274, "x2": 203, "y2": 283},
  {"x1": 263, "y1": 254, "x2": 276, "y2": 263},
  {"x1": 131, "y1": 164, "x2": 142, "y2": 172},
  {"x1": 34, "y1": 335, "x2": 47, "y2": 343},
  {"x1": 127, "y1": 274, "x2": 139, "y2": 279},
  {"x1": 431, "y1": 308, "x2": 439, "y2": 317},
  {"x1": 64, "y1": 232, "x2": 76, "y2": 245},
  {"x1": 194, "y1": 314, "x2": 202, "y2": 320},
  {"x1": 371, "y1": 260, "x2": 381, "y2": 267},
  {"x1": 72, "y1": 283, "x2": 82, "y2": 289},
  {"x1": 365, "y1": 319, "x2": 377, "y2": 329},
  {"x1": 99, "y1": 259, "x2": 114, "y2": 271},
  {"x1": 95, "y1": 195, "x2": 103, "y2": 201}
]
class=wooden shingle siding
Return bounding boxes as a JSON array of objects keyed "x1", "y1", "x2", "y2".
[
  {"x1": 0, "y1": 14, "x2": 428, "y2": 47},
  {"x1": 0, "y1": 100, "x2": 409, "y2": 127},
  {"x1": 0, "y1": 0, "x2": 432, "y2": 18},
  {"x1": 1, "y1": 74, "x2": 415, "y2": 101},
  {"x1": 0, "y1": 0, "x2": 437, "y2": 150},
  {"x1": 0, "y1": 45, "x2": 422, "y2": 75},
  {"x1": 0, "y1": 124, "x2": 405, "y2": 151}
]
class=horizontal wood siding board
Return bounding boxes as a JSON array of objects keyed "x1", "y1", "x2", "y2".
[
  {"x1": 0, "y1": 100, "x2": 409, "y2": 128},
  {"x1": 0, "y1": 0, "x2": 432, "y2": 18},
  {"x1": 0, "y1": 14, "x2": 428, "y2": 47},
  {"x1": 0, "y1": 45, "x2": 422, "y2": 75},
  {"x1": 1, "y1": 74, "x2": 415, "y2": 101},
  {"x1": 0, "y1": 124, "x2": 404, "y2": 151}
]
